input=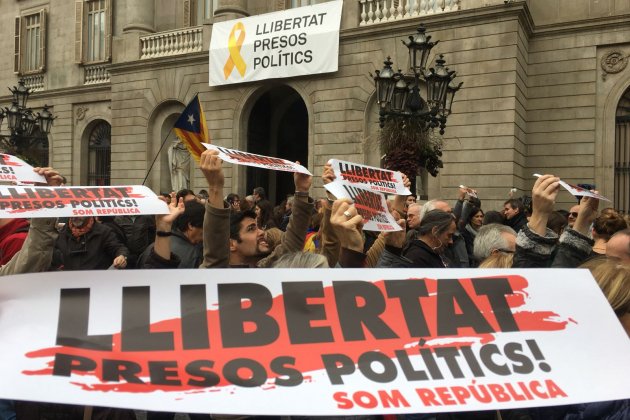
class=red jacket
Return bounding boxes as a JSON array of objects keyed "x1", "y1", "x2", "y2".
[{"x1": 0, "y1": 218, "x2": 29, "y2": 265}]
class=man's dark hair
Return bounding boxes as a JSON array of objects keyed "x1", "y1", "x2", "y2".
[
  {"x1": 226, "y1": 193, "x2": 240, "y2": 204},
  {"x1": 173, "y1": 200, "x2": 205, "y2": 232},
  {"x1": 253, "y1": 187, "x2": 266, "y2": 200},
  {"x1": 417, "y1": 210, "x2": 455, "y2": 236},
  {"x1": 483, "y1": 210, "x2": 504, "y2": 225},
  {"x1": 230, "y1": 210, "x2": 257, "y2": 242},
  {"x1": 503, "y1": 198, "x2": 524, "y2": 213},
  {"x1": 176, "y1": 189, "x2": 196, "y2": 203}
]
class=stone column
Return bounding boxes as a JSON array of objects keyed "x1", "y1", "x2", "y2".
[
  {"x1": 214, "y1": 0, "x2": 249, "y2": 22},
  {"x1": 123, "y1": 0, "x2": 155, "y2": 33}
]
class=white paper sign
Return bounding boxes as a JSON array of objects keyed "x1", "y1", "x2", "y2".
[
  {"x1": 330, "y1": 159, "x2": 411, "y2": 196},
  {"x1": 0, "y1": 269, "x2": 629, "y2": 415},
  {"x1": 533, "y1": 174, "x2": 611, "y2": 202},
  {"x1": 0, "y1": 153, "x2": 47, "y2": 184},
  {"x1": 0, "y1": 185, "x2": 169, "y2": 218},
  {"x1": 325, "y1": 181, "x2": 402, "y2": 231},
  {"x1": 203, "y1": 143, "x2": 311, "y2": 175},
  {"x1": 209, "y1": 1, "x2": 343, "y2": 86}
]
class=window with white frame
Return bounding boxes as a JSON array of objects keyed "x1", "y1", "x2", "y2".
[
  {"x1": 75, "y1": 0, "x2": 112, "y2": 64},
  {"x1": 14, "y1": 10, "x2": 47, "y2": 74}
]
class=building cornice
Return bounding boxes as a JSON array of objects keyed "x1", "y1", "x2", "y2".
[
  {"x1": 108, "y1": 52, "x2": 209, "y2": 75},
  {"x1": 532, "y1": 13, "x2": 630, "y2": 37},
  {"x1": 0, "y1": 83, "x2": 110, "y2": 105}
]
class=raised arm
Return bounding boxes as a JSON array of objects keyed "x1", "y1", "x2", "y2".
[{"x1": 199, "y1": 149, "x2": 231, "y2": 268}]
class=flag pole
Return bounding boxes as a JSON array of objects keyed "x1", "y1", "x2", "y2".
[{"x1": 142, "y1": 129, "x2": 174, "y2": 186}]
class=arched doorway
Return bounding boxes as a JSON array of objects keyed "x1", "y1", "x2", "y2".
[
  {"x1": 615, "y1": 87, "x2": 630, "y2": 213},
  {"x1": 246, "y1": 86, "x2": 308, "y2": 204},
  {"x1": 87, "y1": 121, "x2": 111, "y2": 186}
]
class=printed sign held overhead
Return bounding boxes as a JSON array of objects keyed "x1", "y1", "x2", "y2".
[
  {"x1": 0, "y1": 154, "x2": 47, "y2": 184},
  {"x1": 330, "y1": 159, "x2": 411, "y2": 196},
  {"x1": 325, "y1": 181, "x2": 401, "y2": 231},
  {"x1": 209, "y1": 1, "x2": 343, "y2": 86},
  {"x1": 1, "y1": 268, "x2": 629, "y2": 415},
  {"x1": 203, "y1": 143, "x2": 311, "y2": 175},
  {"x1": 0, "y1": 185, "x2": 169, "y2": 218},
  {"x1": 533, "y1": 174, "x2": 611, "y2": 202}
]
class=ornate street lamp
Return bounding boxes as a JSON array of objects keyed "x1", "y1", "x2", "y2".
[
  {"x1": 0, "y1": 79, "x2": 54, "y2": 166},
  {"x1": 371, "y1": 25, "x2": 461, "y2": 135},
  {"x1": 372, "y1": 25, "x2": 462, "y2": 188}
]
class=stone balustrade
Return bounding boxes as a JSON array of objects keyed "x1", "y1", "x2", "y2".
[
  {"x1": 140, "y1": 26, "x2": 203, "y2": 59},
  {"x1": 22, "y1": 74, "x2": 45, "y2": 92},
  {"x1": 84, "y1": 64, "x2": 111, "y2": 85},
  {"x1": 359, "y1": 0, "x2": 460, "y2": 26}
]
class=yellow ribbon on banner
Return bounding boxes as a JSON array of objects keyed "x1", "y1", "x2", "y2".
[{"x1": 223, "y1": 22, "x2": 246, "y2": 79}]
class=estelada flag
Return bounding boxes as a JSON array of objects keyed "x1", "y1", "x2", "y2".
[{"x1": 172, "y1": 95, "x2": 209, "y2": 162}]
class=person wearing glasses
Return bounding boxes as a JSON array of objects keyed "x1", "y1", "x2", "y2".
[{"x1": 567, "y1": 204, "x2": 580, "y2": 228}]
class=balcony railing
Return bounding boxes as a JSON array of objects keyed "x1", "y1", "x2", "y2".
[
  {"x1": 359, "y1": 0, "x2": 460, "y2": 26},
  {"x1": 84, "y1": 64, "x2": 111, "y2": 85},
  {"x1": 22, "y1": 74, "x2": 45, "y2": 92},
  {"x1": 140, "y1": 26, "x2": 203, "y2": 59}
]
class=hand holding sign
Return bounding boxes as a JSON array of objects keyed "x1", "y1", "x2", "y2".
[
  {"x1": 529, "y1": 174, "x2": 560, "y2": 236},
  {"x1": 294, "y1": 161, "x2": 312, "y2": 194},
  {"x1": 200, "y1": 149, "x2": 225, "y2": 209},
  {"x1": 34, "y1": 166, "x2": 64, "y2": 187},
  {"x1": 573, "y1": 194, "x2": 600, "y2": 237},
  {"x1": 330, "y1": 198, "x2": 364, "y2": 253}
]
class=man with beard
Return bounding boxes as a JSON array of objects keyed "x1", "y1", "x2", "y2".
[{"x1": 199, "y1": 149, "x2": 313, "y2": 269}]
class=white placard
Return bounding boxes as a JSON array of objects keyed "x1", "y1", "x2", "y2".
[
  {"x1": 0, "y1": 269, "x2": 629, "y2": 415},
  {"x1": 330, "y1": 159, "x2": 411, "y2": 196},
  {"x1": 203, "y1": 143, "x2": 311, "y2": 175},
  {"x1": 325, "y1": 181, "x2": 402, "y2": 231},
  {"x1": 533, "y1": 174, "x2": 611, "y2": 202},
  {"x1": 209, "y1": 1, "x2": 343, "y2": 86},
  {"x1": 0, "y1": 153, "x2": 47, "y2": 184},
  {"x1": 0, "y1": 185, "x2": 169, "y2": 218}
]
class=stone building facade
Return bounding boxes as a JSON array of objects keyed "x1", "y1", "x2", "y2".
[{"x1": 1, "y1": 0, "x2": 629, "y2": 211}]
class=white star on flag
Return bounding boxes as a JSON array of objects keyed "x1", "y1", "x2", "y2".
[{"x1": 187, "y1": 114, "x2": 196, "y2": 126}]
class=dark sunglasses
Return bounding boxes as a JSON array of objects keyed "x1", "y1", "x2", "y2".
[{"x1": 568, "y1": 212, "x2": 579, "y2": 218}]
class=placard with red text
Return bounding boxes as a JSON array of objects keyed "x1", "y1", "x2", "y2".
[
  {"x1": 0, "y1": 153, "x2": 47, "y2": 184},
  {"x1": 0, "y1": 268, "x2": 629, "y2": 415},
  {"x1": 330, "y1": 159, "x2": 411, "y2": 196},
  {"x1": 203, "y1": 143, "x2": 311, "y2": 175},
  {"x1": 0, "y1": 185, "x2": 169, "y2": 218},
  {"x1": 325, "y1": 181, "x2": 401, "y2": 231}
]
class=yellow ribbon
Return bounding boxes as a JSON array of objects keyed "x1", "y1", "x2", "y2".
[{"x1": 224, "y1": 22, "x2": 247, "y2": 79}]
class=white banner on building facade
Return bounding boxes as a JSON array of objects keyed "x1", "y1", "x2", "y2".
[
  {"x1": 0, "y1": 269, "x2": 629, "y2": 415},
  {"x1": 209, "y1": 0, "x2": 343, "y2": 86}
]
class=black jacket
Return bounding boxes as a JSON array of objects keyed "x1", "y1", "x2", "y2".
[
  {"x1": 402, "y1": 239, "x2": 447, "y2": 268},
  {"x1": 54, "y1": 222, "x2": 129, "y2": 270}
]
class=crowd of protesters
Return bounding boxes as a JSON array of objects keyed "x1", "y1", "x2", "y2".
[{"x1": 0, "y1": 150, "x2": 629, "y2": 419}]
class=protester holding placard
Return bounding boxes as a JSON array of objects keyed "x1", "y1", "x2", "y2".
[{"x1": 198, "y1": 149, "x2": 313, "y2": 269}]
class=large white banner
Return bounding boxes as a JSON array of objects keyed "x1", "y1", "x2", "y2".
[
  {"x1": 209, "y1": 1, "x2": 343, "y2": 86},
  {"x1": 1, "y1": 269, "x2": 629, "y2": 415}
]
